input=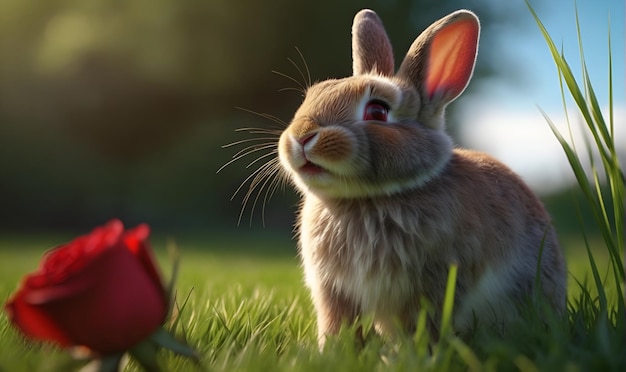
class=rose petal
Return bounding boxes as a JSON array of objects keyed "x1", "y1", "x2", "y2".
[
  {"x1": 83, "y1": 219, "x2": 123, "y2": 255},
  {"x1": 37, "y1": 220, "x2": 125, "y2": 281},
  {"x1": 122, "y1": 225, "x2": 166, "y2": 301},
  {"x1": 23, "y1": 276, "x2": 92, "y2": 305},
  {"x1": 5, "y1": 289, "x2": 73, "y2": 347},
  {"x1": 127, "y1": 223, "x2": 150, "y2": 243},
  {"x1": 36, "y1": 244, "x2": 168, "y2": 354}
]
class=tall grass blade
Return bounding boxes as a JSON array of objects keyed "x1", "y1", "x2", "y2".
[
  {"x1": 526, "y1": 11, "x2": 625, "y2": 372},
  {"x1": 440, "y1": 264, "x2": 458, "y2": 337},
  {"x1": 527, "y1": 2, "x2": 625, "y2": 285}
]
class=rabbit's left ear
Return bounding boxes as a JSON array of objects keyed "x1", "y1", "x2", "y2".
[
  {"x1": 352, "y1": 9, "x2": 394, "y2": 76},
  {"x1": 397, "y1": 10, "x2": 479, "y2": 106}
]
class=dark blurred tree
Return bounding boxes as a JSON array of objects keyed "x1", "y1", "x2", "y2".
[{"x1": 0, "y1": 0, "x2": 530, "y2": 230}]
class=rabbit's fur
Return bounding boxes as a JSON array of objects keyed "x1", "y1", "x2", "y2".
[{"x1": 276, "y1": 9, "x2": 566, "y2": 346}]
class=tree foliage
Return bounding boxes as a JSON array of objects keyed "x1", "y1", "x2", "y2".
[{"x1": 0, "y1": 0, "x2": 524, "y2": 230}]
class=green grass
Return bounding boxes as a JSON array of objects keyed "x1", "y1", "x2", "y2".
[
  {"x1": 1, "y1": 3, "x2": 625, "y2": 371},
  {"x1": 0, "y1": 234, "x2": 620, "y2": 372}
]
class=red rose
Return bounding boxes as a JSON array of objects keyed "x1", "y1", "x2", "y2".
[{"x1": 4, "y1": 219, "x2": 169, "y2": 355}]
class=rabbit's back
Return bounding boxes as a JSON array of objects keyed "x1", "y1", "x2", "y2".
[{"x1": 299, "y1": 149, "x2": 566, "y2": 333}]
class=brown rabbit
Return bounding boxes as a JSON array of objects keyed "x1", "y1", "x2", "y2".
[{"x1": 270, "y1": 9, "x2": 567, "y2": 346}]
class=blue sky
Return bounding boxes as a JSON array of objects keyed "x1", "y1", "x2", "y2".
[
  {"x1": 522, "y1": 0, "x2": 623, "y2": 109},
  {"x1": 459, "y1": 0, "x2": 624, "y2": 194}
]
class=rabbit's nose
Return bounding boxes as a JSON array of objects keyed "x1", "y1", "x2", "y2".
[{"x1": 298, "y1": 132, "x2": 319, "y2": 147}]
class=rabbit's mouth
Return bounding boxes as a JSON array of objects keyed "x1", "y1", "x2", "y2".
[{"x1": 300, "y1": 161, "x2": 327, "y2": 175}]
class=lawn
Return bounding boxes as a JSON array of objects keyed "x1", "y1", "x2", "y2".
[{"x1": 0, "y1": 231, "x2": 623, "y2": 371}]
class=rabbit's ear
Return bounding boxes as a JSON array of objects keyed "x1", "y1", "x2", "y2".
[
  {"x1": 352, "y1": 9, "x2": 394, "y2": 76},
  {"x1": 397, "y1": 10, "x2": 479, "y2": 107}
]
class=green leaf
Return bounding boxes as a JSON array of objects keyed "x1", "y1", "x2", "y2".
[
  {"x1": 151, "y1": 328, "x2": 201, "y2": 362},
  {"x1": 129, "y1": 340, "x2": 161, "y2": 372}
]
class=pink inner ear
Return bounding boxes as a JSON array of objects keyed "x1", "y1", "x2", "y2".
[{"x1": 425, "y1": 19, "x2": 479, "y2": 101}]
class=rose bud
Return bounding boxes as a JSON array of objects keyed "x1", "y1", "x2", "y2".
[{"x1": 4, "y1": 219, "x2": 169, "y2": 355}]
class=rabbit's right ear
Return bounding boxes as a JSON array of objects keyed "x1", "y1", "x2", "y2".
[
  {"x1": 352, "y1": 9, "x2": 394, "y2": 76},
  {"x1": 397, "y1": 11, "x2": 479, "y2": 123}
]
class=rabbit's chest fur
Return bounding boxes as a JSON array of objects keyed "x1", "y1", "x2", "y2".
[{"x1": 299, "y1": 191, "x2": 459, "y2": 316}]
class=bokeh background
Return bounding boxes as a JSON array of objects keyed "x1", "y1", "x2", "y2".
[{"x1": 0, "y1": 0, "x2": 623, "y2": 239}]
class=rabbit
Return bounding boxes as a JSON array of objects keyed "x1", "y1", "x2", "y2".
[{"x1": 272, "y1": 9, "x2": 567, "y2": 347}]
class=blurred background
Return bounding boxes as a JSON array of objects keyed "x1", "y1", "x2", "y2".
[{"x1": 0, "y1": 0, "x2": 623, "y2": 239}]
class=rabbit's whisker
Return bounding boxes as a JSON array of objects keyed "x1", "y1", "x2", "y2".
[
  {"x1": 246, "y1": 159, "x2": 283, "y2": 226},
  {"x1": 222, "y1": 137, "x2": 280, "y2": 148},
  {"x1": 278, "y1": 87, "x2": 307, "y2": 96},
  {"x1": 216, "y1": 143, "x2": 276, "y2": 174},
  {"x1": 234, "y1": 126, "x2": 284, "y2": 135},
  {"x1": 292, "y1": 46, "x2": 312, "y2": 88},
  {"x1": 272, "y1": 70, "x2": 306, "y2": 95},
  {"x1": 231, "y1": 143, "x2": 276, "y2": 160},
  {"x1": 223, "y1": 48, "x2": 311, "y2": 224},
  {"x1": 240, "y1": 158, "x2": 282, "y2": 226},
  {"x1": 263, "y1": 166, "x2": 287, "y2": 218},
  {"x1": 235, "y1": 109, "x2": 288, "y2": 128},
  {"x1": 245, "y1": 149, "x2": 278, "y2": 169},
  {"x1": 231, "y1": 155, "x2": 275, "y2": 201}
]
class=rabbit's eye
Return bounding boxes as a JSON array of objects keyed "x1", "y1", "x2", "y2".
[{"x1": 363, "y1": 101, "x2": 389, "y2": 121}]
